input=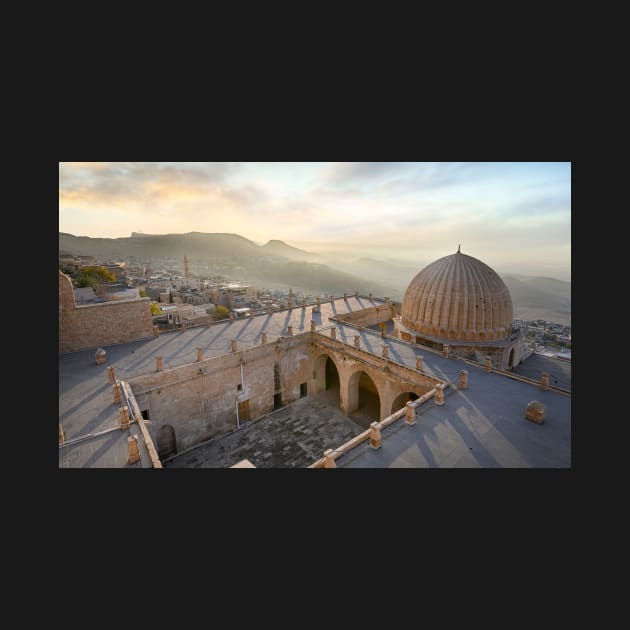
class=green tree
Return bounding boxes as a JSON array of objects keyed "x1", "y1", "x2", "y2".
[
  {"x1": 150, "y1": 302, "x2": 161, "y2": 316},
  {"x1": 214, "y1": 305, "x2": 230, "y2": 320},
  {"x1": 74, "y1": 266, "x2": 116, "y2": 292},
  {"x1": 139, "y1": 288, "x2": 147, "y2": 298}
]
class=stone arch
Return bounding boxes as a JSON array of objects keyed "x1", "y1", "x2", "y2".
[
  {"x1": 458, "y1": 329, "x2": 468, "y2": 341},
  {"x1": 478, "y1": 331, "x2": 485, "y2": 341},
  {"x1": 431, "y1": 326, "x2": 438, "y2": 336},
  {"x1": 439, "y1": 328, "x2": 447, "y2": 338},
  {"x1": 448, "y1": 329, "x2": 457, "y2": 340},
  {"x1": 346, "y1": 369, "x2": 382, "y2": 428},
  {"x1": 391, "y1": 391, "x2": 419, "y2": 414},
  {"x1": 157, "y1": 425, "x2": 177, "y2": 460},
  {"x1": 313, "y1": 352, "x2": 342, "y2": 396}
]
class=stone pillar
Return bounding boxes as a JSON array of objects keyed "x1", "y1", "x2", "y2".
[
  {"x1": 443, "y1": 344, "x2": 450, "y2": 358},
  {"x1": 113, "y1": 382, "x2": 122, "y2": 404},
  {"x1": 119, "y1": 406, "x2": 130, "y2": 430},
  {"x1": 525, "y1": 401, "x2": 545, "y2": 424},
  {"x1": 330, "y1": 295, "x2": 334, "y2": 303},
  {"x1": 231, "y1": 340, "x2": 237, "y2": 353},
  {"x1": 197, "y1": 347, "x2": 203, "y2": 362},
  {"x1": 368, "y1": 292, "x2": 373, "y2": 301},
  {"x1": 434, "y1": 384, "x2": 445, "y2": 406},
  {"x1": 354, "y1": 335, "x2": 360, "y2": 349},
  {"x1": 107, "y1": 366, "x2": 116, "y2": 383},
  {"x1": 416, "y1": 356, "x2": 423, "y2": 371},
  {"x1": 310, "y1": 320, "x2": 317, "y2": 332},
  {"x1": 288, "y1": 299, "x2": 294, "y2": 309},
  {"x1": 540, "y1": 372, "x2": 550, "y2": 391},
  {"x1": 95, "y1": 348, "x2": 106, "y2": 365},
  {"x1": 405, "y1": 401, "x2": 416, "y2": 426},
  {"x1": 382, "y1": 345, "x2": 389, "y2": 359},
  {"x1": 344, "y1": 292, "x2": 348, "y2": 300},
  {"x1": 355, "y1": 290, "x2": 358, "y2": 297},
  {"x1": 458, "y1": 370, "x2": 468, "y2": 389},
  {"x1": 484, "y1": 356, "x2": 492, "y2": 372},
  {"x1": 287, "y1": 325, "x2": 293, "y2": 336},
  {"x1": 261, "y1": 332, "x2": 268, "y2": 344},
  {"x1": 153, "y1": 325, "x2": 160, "y2": 337},
  {"x1": 316, "y1": 297, "x2": 321, "y2": 307},
  {"x1": 128, "y1": 435, "x2": 140, "y2": 464},
  {"x1": 330, "y1": 327, "x2": 336, "y2": 340},
  {"x1": 370, "y1": 422, "x2": 382, "y2": 450},
  {"x1": 323, "y1": 449, "x2": 336, "y2": 468},
  {"x1": 59, "y1": 423, "x2": 65, "y2": 444},
  {"x1": 267, "y1": 306, "x2": 274, "y2": 314},
  {"x1": 156, "y1": 356, "x2": 163, "y2": 372}
]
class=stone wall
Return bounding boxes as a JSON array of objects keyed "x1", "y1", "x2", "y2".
[
  {"x1": 59, "y1": 270, "x2": 154, "y2": 353},
  {"x1": 128, "y1": 335, "x2": 315, "y2": 454},
  {"x1": 332, "y1": 303, "x2": 395, "y2": 328}
]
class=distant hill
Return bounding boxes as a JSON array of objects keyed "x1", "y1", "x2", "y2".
[
  {"x1": 59, "y1": 231, "x2": 262, "y2": 260},
  {"x1": 261, "y1": 240, "x2": 316, "y2": 260},
  {"x1": 501, "y1": 275, "x2": 571, "y2": 324}
]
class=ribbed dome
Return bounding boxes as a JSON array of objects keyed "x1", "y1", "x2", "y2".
[{"x1": 401, "y1": 250, "x2": 513, "y2": 343}]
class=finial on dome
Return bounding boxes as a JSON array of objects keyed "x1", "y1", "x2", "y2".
[{"x1": 457, "y1": 244, "x2": 461, "y2": 253}]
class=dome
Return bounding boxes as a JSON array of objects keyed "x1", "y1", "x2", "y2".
[{"x1": 401, "y1": 249, "x2": 513, "y2": 343}]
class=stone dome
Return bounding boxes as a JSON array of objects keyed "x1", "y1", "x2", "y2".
[{"x1": 401, "y1": 249, "x2": 513, "y2": 343}]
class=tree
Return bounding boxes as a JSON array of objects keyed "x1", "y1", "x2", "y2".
[
  {"x1": 139, "y1": 288, "x2": 147, "y2": 298},
  {"x1": 214, "y1": 305, "x2": 230, "y2": 320},
  {"x1": 74, "y1": 266, "x2": 116, "y2": 293},
  {"x1": 150, "y1": 302, "x2": 161, "y2": 316}
]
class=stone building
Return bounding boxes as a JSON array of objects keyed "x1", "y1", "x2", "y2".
[{"x1": 59, "y1": 253, "x2": 570, "y2": 469}]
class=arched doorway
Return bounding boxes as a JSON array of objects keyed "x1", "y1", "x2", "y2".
[
  {"x1": 347, "y1": 371, "x2": 381, "y2": 428},
  {"x1": 391, "y1": 391, "x2": 419, "y2": 414},
  {"x1": 314, "y1": 354, "x2": 340, "y2": 407},
  {"x1": 157, "y1": 425, "x2": 177, "y2": 460},
  {"x1": 508, "y1": 348, "x2": 515, "y2": 370}
]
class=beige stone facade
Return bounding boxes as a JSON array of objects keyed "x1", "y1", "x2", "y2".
[{"x1": 59, "y1": 270, "x2": 154, "y2": 354}]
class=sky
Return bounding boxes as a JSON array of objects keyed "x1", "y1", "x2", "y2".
[{"x1": 59, "y1": 162, "x2": 571, "y2": 279}]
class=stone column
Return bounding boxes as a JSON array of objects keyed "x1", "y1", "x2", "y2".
[
  {"x1": 59, "y1": 424, "x2": 65, "y2": 444},
  {"x1": 416, "y1": 356, "x2": 423, "y2": 371},
  {"x1": 368, "y1": 293, "x2": 373, "y2": 301},
  {"x1": 197, "y1": 347, "x2": 203, "y2": 362},
  {"x1": 405, "y1": 401, "x2": 416, "y2": 426},
  {"x1": 330, "y1": 327, "x2": 336, "y2": 340},
  {"x1": 484, "y1": 356, "x2": 492, "y2": 372},
  {"x1": 344, "y1": 292, "x2": 348, "y2": 299},
  {"x1": 434, "y1": 384, "x2": 445, "y2": 406},
  {"x1": 107, "y1": 366, "x2": 116, "y2": 383},
  {"x1": 153, "y1": 325, "x2": 160, "y2": 337},
  {"x1": 231, "y1": 340, "x2": 237, "y2": 353},
  {"x1": 156, "y1": 356, "x2": 163, "y2": 372},
  {"x1": 323, "y1": 449, "x2": 337, "y2": 468},
  {"x1": 458, "y1": 370, "x2": 468, "y2": 389},
  {"x1": 354, "y1": 335, "x2": 360, "y2": 349},
  {"x1": 355, "y1": 290, "x2": 358, "y2": 297},
  {"x1": 267, "y1": 306, "x2": 274, "y2": 314},
  {"x1": 316, "y1": 297, "x2": 321, "y2": 307},
  {"x1": 540, "y1": 372, "x2": 550, "y2": 391},
  {"x1": 288, "y1": 299, "x2": 294, "y2": 309},
  {"x1": 119, "y1": 406, "x2": 130, "y2": 430},
  {"x1": 181, "y1": 320, "x2": 187, "y2": 331},
  {"x1": 112, "y1": 382, "x2": 122, "y2": 404},
  {"x1": 261, "y1": 332, "x2": 268, "y2": 344},
  {"x1": 443, "y1": 344, "x2": 450, "y2": 358},
  {"x1": 310, "y1": 320, "x2": 317, "y2": 332},
  {"x1": 329, "y1": 295, "x2": 334, "y2": 303},
  {"x1": 128, "y1": 435, "x2": 140, "y2": 464},
  {"x1": 370, "y1": 422, "x2": 382, "y2": 449},
  {"x1": 382, "y1": 345, "x2": 389, "y2": 359},
  {"x1": 95, "y1": 348, "x2": 106, "y2": 365},
  {"x1": 287, "y1": 325, "x2": 293, "y2": 336}
]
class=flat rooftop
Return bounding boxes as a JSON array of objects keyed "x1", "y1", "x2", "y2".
[{"x1": 59, "y1": 295, "x2": 571, "y2": 468}]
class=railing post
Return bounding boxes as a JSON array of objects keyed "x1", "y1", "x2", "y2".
[
  {"x1": 405, "y1": 401, "x2": 416, "y2": 426},
  {"x1": 323, "y1": 449, "x2": 336, "y2": 468},
  {"x1": 370, "y1": 422, "x2": 382, "y2": 449}
]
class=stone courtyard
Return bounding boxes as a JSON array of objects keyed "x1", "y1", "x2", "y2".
[{"x1": 164, "y1": 391, "x2": 363, "y2": 468}]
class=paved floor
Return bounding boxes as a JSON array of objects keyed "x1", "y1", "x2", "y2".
[
  {"x1": 165, "y1": 391, "x2": 364, "y2": 468},
  {"x1": 512, "y1": 353, "x2": 571, "y2": 390}
]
